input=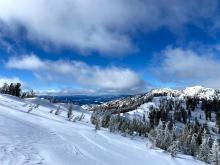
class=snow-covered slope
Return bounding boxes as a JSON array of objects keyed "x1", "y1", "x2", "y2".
[{"x1": 0, "y1": 94, "x2": 205, "y2": 165}]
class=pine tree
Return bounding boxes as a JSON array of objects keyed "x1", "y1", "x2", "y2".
[
  {"x1": 79, "y1": 113, "x2": 85, "y2": 121},
  {"x1": 190, "y1": 133, "x2": 199, "y2": 156},
  {"x1": 55, "y1": 106, "x2": 61, "y2": 115},
  {"x1": 49, "y1": 109, "x2": 54, "y2": 114},
  {"x1": 168, "y1": 141, "x2": 179, "y2": 157},
  {"x1": 162, "y1": 122, "x2": 173, "y2": 150},
  {"x1": 198, "y1": 130, "x2": 210, "y2": 163},
  {"x1": 15, "y1": 83, "x2": 21, "y2": 97},
  {"x1": 27, "y1": 104, "x2": 34, "y2": 113},
  {"x1": 1, "y1": 83, "x2": 9, "y2": 94},
  {"x1": 27, "y1": 104, "x2": 39, "y2": 113},
  {"x1": 179, "y1": 124, "x2": 196, "y2": 155},
  {"x1": 95, "y1": 116, "x2": 101, "y2": 131},
  {"x1": 67, "y1": 104, "x2": 73, "y2": 120},
  {"x1": 9, "y1": 83, "x2": 15, "y2": 96},
  {"x1": 210, "y1": 138, "x2": 220, "y2": 165},
  {"x1": 216, "y1": 112, "x2": 220, "y2": 133},
  {"x1": 151, "y1": 120, "x2": 164, "y2": 148},
  {"x1": 108, "y1": 115, "x2": 120, "y2": 133}
]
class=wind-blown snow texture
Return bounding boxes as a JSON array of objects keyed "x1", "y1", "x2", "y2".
[{"x1": 0, "y1": 94, "x2": 206, "y2": 165}]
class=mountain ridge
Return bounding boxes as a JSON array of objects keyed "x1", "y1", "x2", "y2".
[{"x1": 91, "y1": 85, "x2": 219, "y2": 113}]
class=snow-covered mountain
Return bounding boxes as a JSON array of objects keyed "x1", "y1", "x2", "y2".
[
  {"x1": 91, "y1": 86, "x2": 219, "y2": 113},
  {"x1": 0, "y1": 94, "x2": 205, "y2": 165},
  {"x1": 151, "y1": 88, "x2": 180, "y2": 97},
  {"x1": 181, "y1": 86, "x2": 217, "y2": 100},
  {"x1": 151, "y1": 86, "x2": 217, "y2": 99},
  {"x1": 89, "y1": 86, "x2": 220, "y2": 164},
  {"x1": 91, "y1": 85, "x2": 220, "y2": 139}
]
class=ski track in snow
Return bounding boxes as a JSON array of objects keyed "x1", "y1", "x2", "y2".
[{"x1": 0, "y1": 95, "x2": 207, "y2": 165}]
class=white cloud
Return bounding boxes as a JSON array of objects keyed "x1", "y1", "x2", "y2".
[
  {"x1": 6, "y1": 55, "x2": 144, "y2": 93},
  {"x1": 36, "y1": 88, "x2": 97, "y2": 96},
  {"x1": 0, "y1": 77, "x2": 23, "y2": 87},
  {"x1": 156, "y1": 47, "x2": 220, "y2": 88},
  {"x1": 7, "y1": 54, "x2": 44, "y2": 70},
  {"x1": 0, "y1": 0, "x2": 218, "y2": 55}
]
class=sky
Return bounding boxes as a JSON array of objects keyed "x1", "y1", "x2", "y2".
[{"x1": 0, "y1": 0, "x2": 220, "y2": 95}]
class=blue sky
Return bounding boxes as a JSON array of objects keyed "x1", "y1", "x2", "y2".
[{"x1": 0, "y1": 0, "x2": 220, "y2": 95}]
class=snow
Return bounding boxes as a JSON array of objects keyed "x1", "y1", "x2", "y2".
[
  {"x1": 0, "y1": 94, "x2": 206, "y2": 165},
  {"x1": 181, "y1": 86, "x2": 216, "y2": 100},
  {"x1": 149, "y1": 86, "x2": 217, "y2": 100},
  {"x1": 151, "y1": 88, "x2": 180, "y2": 96},
  {"x1": 127, "y1": 102, "x2": 156, "y2": 119}
]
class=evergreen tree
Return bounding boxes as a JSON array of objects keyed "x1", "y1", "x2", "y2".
[
  {"x1": 108, "y1": 115, "x2": 120, "y2": 133},
  {"x1": 9, "y1": 83, "x2": 15, "y2": 96},
  {"x1": 67, "y1": 104, "x2": 73, "y2": 120},
  {"x1": 210, "y1": 138, "x2": 220, "y2": 165},
  {"x1": 95, "y1": 116, "x2": 101, "y2": 131},
  {"x1": 149, "y1": 120, "x2": 165, "y2": 149},
  {"x1": 168, "y1": 141, "x2": 179, "y2": 157},
  {"x1": 55, "y1": 106, "x2": 61, "y2": 115},
  {"x1": 1, "y1": 83, "x2": 9, "y2": 94},
  {"x1": 216, "y1": 112, "x2": 220, "y2": 133},
  {"x1": 179, "y1": 124, "x2": 190, "y2": 154},
  {"x1": 78, "y1": 113, "x2": 85, "y2": 121},
  {"x1": 198, "y1": 130, "x2": 210, "y2": 163},
  {"x1": 14, "y1": 83, "x2": 21, "y2": 97},
  {"x1": 163, "y1": 122, "x2": 173, "y2": 150},
  {"x1": 190, "y1": 133, "x2": 199, "y2": 156}
]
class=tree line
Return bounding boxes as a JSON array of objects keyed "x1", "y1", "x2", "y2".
[
  {"x1": 91, "y1": 110, "x2": 220, "y2": 164},
  {"x1": 0, "y1": 83, "x2": 21, "y2": 97},
  {"x1": 91, "y1": 96, "x2": 220, "y2": 164},
  {"x1": 0, "y1": 82, "x2": 36, "y2": 98}
]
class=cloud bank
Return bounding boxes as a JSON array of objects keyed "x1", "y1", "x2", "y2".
[
  {"x1": 0, "y1": 0, "x2": 218, "y2": 55},
  {"x1": 6, "y1": 55, "x2": 144, "y2": 94},
  {"x1": 155, "y1": 46, "x2": 220, "y2": 88}
]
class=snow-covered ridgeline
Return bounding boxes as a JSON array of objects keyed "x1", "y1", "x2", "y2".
[
  {"x1": 151, "y1": 86, "x2": 217, "y2": 100},
  {"x1": 91, "y1": 86, "x2": 219, "y2": 113}
]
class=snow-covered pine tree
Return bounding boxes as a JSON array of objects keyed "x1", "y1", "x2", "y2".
[
  {"x1": 153, "y1": 120, "x2": 164, "y2": 148},
  {"x1": 162, "y1": 122, "x2": 174, "y2": 150},
  {"x1": 90, "y1": 111, "x2": 98, "y2": 125},
  {"x1": 27, "y1": 104, "x2": 39, "y2": 113},
  {"x1": 120, "y1": 118, "x2": 129, "y2": 133},
  {"x1": 168, "y1": 141, "x2": 179, "y2": 157},
  {"x1": 78, "y1": 113, "x2": 85, "y2": 121},
  {"x1": 198, "y1": 130, "x2": 210, "y2": 163},
  {"x1": 34, "y1": 104, "x2": 40, "y2": 109},
  {"x1": 95, "y1": 116, "x2": 101, "y2": 131},
  {"x1": 67, "y1": 104, "x2": 73, "y2": 120},
  {"x1": 179, "y1": 124, "x2": 192, "y2": 155},
  {"x1": 108, "y1": 115, "x2": 116, "y2": 133},
  {"x1": 27, "y1": 104, "x2": 34, "y2": 113},
  {"x1": 209, "y1": 138, "x2": 220, "y2": 165},
  {"x1": 108, "y1": 115, "x2": 121, "y2": 133},
  {"x1": 55, "y1": 106, "x2": 61, "y2": 115},
  {"x1": 190, "y1": 133, "x2": 199, "y2": 156}
]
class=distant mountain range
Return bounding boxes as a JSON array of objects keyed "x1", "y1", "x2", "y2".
[
  {"x1": 151, "y1": 85, "x2": 218, "y2": 100},
  {"x1": 90, "y1": 85, "x2": 220, "y2": 163},
  {"x1": 91, "y1": 86, "x2": 220, "y2": 113},
  {"x1": 39, "y1": 95, "x2": 130, "y2": 105},
  {"x1": 39, "y1": 86, "x2": 220, "y2": 108}
]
